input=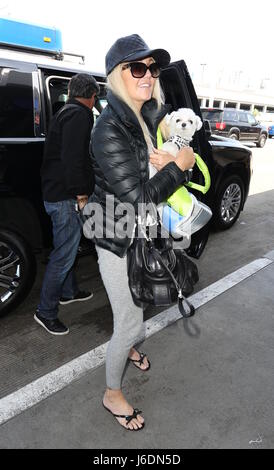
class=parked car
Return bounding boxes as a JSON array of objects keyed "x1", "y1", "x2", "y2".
[
  {"x1": 0, "y1": 26, "x2": 252, "y2": 317},
  {"x1": 256, "y1": 112, "x2": 274, "y2": 138},
  {"x1": 260, "y1": 123, "x2": 274, "y2": 138},
  {"x1": 268, "y1": 124, "x2": 274, "y2": 138},
  {"x1": 201, "y1": 107, "x2": 268, "y2": 148}
]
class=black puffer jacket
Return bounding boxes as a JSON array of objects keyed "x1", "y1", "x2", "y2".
[{"x1": 87, "y1": 91, "x2": 188, "y2": 257}]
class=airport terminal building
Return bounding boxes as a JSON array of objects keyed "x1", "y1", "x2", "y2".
[{"x1": 195, "y1": 84, "x2": 274, "y2": 114}]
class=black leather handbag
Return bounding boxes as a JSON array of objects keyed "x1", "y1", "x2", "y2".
[{"x1": 127, "y1": 187, "x2": 199, "y2": 318}]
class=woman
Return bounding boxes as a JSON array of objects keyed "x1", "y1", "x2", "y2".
[{"x1": 89, "y1": 34, "x2": 195, "y2": 431}]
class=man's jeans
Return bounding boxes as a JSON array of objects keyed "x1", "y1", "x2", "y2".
[{"x1": 37, "y1": 199, "x2": 82, "y2": 320}]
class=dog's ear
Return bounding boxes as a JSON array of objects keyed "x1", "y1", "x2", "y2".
[
  {"x1": 165, "y1": 112, "x2": 176, "y2": 126},
  {"x1": 195, "y1": 115, "x2": 203, "y2": 131}
]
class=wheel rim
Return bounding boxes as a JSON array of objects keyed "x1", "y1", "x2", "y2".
[
  {"x1": 220, "y1": 183, "x2": 242, "y2": 223},
  {"x1": 0, "y1": 241, "x2": 21, "y2": 305},
  {"x1": 260, "y1": 136, "x2": 266, "y2": 146}
]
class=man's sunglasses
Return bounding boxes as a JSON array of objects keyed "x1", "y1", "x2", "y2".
[{"x1": 121, "y1": 62, "x2": 161, "y2": 78}]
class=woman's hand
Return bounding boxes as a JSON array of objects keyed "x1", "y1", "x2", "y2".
[
  {"x1": 149, "y1": 147, "x2": 175, "y2": 171},
  {"x1": 150, "y1": 146, "x2": 195, "y2": 173},
  {"x1": 175, "y1": 147, "x2": 195, "y2": 172}
]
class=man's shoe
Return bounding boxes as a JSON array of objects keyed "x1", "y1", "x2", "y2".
[
  {"x1": 59, "y1": 290, "x2": 93, "y2": 305},
  {"x1": 34, "y1": 312, "x2": 69, "y2": 335}
]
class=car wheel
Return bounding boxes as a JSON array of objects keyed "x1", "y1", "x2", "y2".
[
  {"x1": 256, "y1": 134, "x2": 267, "y2": 147},
  {"x1": 228, "y1": 132, "x2": 239, "y2": 140},
  {"x1": 0, "y1": 230, "x2": 36, "y2": 317},
  {"x1": 213, "y1": 175, "x2": 244, "y2": 230}
]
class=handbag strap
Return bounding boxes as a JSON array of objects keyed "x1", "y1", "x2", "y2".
[{"x1": 138, "y1": 157, "x2": 195, "y2": 318}]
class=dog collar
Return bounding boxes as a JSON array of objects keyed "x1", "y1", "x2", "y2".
[{"x1": 167, "y1": 135, "x2": 191, "y2": 150}]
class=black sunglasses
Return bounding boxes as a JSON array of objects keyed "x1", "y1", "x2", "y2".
[{"x1": 122, "y1": 62, "x2": 161, "y2": 78}]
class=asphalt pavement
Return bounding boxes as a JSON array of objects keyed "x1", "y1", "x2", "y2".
[{"x1": 0, "y1": 248, "x2": 273, "y2": 449}]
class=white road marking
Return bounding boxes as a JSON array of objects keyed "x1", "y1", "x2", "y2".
[
  {"x1": 249, "y1": 435, "x2": 263, "y2": 445},
  {"x1": 0, "y1": 256, "x2": 272, "y2": 426}
]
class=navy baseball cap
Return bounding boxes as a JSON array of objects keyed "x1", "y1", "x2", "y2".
[{"x1": 105, "y1": 34, "x2": 170, "y2": 76}]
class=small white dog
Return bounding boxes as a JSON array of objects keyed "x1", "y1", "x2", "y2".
[{"x1": 162, "y1": 107, "x2": 203, "y2": 157}]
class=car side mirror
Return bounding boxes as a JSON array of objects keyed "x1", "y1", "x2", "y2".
[{"x1": 203, "y1": 119, "x2": 212, "y2": 139}]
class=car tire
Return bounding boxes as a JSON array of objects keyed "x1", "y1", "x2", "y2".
[
  {"x1": 256, "y1": 134, "x2": 267, "y2": 148},
  {"x1": 0, "y1": 229, "x2": 36, "y2": 317},
  {"x1": 228, "y1": 132, "x2": 239, "y2": 140},
  {"x1": 213, "y1": 175, "x2": 244, "y2": 230}
]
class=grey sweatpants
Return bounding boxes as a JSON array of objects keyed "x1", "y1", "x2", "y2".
[{"x1": 96, "y1": 245, "x2": 145, "y2": 389}]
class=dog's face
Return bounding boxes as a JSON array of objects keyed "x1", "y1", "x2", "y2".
[{"x1": 165, "y1": 108, "x2": 203, "y2": 139}]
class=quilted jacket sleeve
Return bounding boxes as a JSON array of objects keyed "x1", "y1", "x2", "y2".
[{"x1": 91, "y1": 116, "x2": 188, "y2": 208}]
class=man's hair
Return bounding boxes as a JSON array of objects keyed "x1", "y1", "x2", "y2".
[{"x1": 68, "y1": 73, "x2": 100, "y2": 99}]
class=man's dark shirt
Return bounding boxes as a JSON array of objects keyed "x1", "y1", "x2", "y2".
[{"x1": 41, "y1": 98, "x2": 94, "y2": 202}]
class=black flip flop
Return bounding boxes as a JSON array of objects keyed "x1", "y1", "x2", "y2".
[
  {"x1": 102, "y1": 403, "x2": 145, "y2": 431},
  {"x1": 128, "y1": 351, "x2": 151, "y2": 371}
]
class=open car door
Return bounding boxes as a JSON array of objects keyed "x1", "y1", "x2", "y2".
[{"x1": 160, "y1": 60, "x2": 215, "y2": 259}]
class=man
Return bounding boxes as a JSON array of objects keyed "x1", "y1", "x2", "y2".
[{"x1": 35, "y1": 73, "x2": 100, "y2": 335}]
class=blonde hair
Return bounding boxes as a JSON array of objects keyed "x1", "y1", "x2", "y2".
[{"x1": 107, "y1": 63, "x2": 169, "y2": 146}]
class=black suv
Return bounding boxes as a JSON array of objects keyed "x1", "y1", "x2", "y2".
[
  {"x1": 201, "y1": 107, "x2": 268, "y2": 148},
  {"x1": 0, "y1": 47, "x2": 252, "y2": 317}
]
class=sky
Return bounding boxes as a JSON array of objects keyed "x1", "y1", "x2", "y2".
[{"x1": 1, "y1": 0, "x2": 274, "y2": 92}]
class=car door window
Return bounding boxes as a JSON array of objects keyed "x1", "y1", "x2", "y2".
[
  {"x1": 202, "y1": 110, "x2": 222, "y2": 122},
  {"x1": 239, "y1": 113, "x2": 248, "y2": 123},
  {"x1": 45, "y1": 75, "x2": 107, "y2": 124},
  {"x1": 45, "y1": 76, "x2": 70, "y2": 116},
  {"x1": 93, "y1": 85, "x2": 107, "y2": 122},
  {"x1": 0, "y1": 67, "x2": 34, "y2": 138},
  {"x1": 160, "y1": 65, "x2": 193, "y2": 110},
  {"x1": 224, "y1": 110, "x2": 237, "y2": 121},
  {"x1": 247, "y1": 114, "x2": 256, "y2": 125}
]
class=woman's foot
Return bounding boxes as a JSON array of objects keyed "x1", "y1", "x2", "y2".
[
  {"x1": 103, "y1": 389, "x2": 145, "y2": 431},
  {"x1": 128, "y1": 348, "x2": 150, "y2": 371}
]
